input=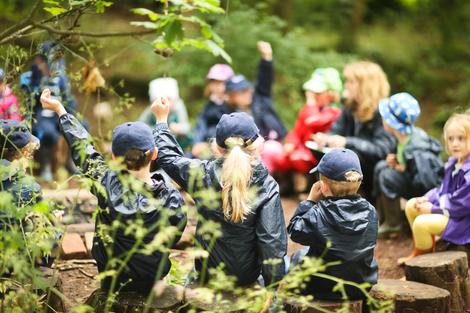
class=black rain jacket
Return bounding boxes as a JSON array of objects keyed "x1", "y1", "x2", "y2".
[
  {"x1": 288, "y1": 196, "x2": 378, "y2": 300},
  {"x1": 59, "y1": 114, "x2": 186, "y2": 294},
  {"x1": 192, "y1": 100, "x2": 235, "y2": 144},
  {"x1": 154, "y1": 122, "x2": 287, "y2": 286}
]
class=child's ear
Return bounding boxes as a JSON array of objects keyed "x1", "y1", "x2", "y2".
[
  {"x1": 320, "y1": 180, "x2": 329, "y2": 193},
  {"x1": 151, "y1": 147, "x2": 158, "y2": 161}
]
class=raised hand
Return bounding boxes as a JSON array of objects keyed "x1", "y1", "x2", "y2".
[
  {"x1": 257, "y1": 41, "x2": 272, "y2": 61},
  {"x1": 40, "y1": 88, "x2": 66, "y2": 116},
  {"x1": 151, "y1": 96, "x2": 171, "y2": 123}
]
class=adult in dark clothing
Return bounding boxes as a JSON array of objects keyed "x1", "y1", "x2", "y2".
[
  {"x1": 314, "y1": 61, "x2": 395, "y2": 200},
  {"x1": 152, "y1": 97, "x2": 287, "y2": 287},
  {"x1": 288, "y1": 148, "x2": 378, "y2": 301},
  {"x1": 192, "y1": 64, "x2": 235, "y2": 158},
  {"x1": 40, "y1": 89, "x2": 186, "y2": 294}
]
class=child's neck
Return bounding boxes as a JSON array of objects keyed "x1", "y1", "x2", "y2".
[
  {"x1": 396, "y1": 132, "x2": 409, "y2": 144},
  {"x1": 458, "y1": 154, "x2": 470, "y2": 165},
  {"x1": 128, "y1": 166, "x2": 153, "y2": 185}
]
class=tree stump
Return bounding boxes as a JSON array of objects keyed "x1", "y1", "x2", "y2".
[
  {"x1": 404, "y1": 251, "x2": 469, "y2": 313},
  {"x1": 85, "y1": 283, "x2": 183, "y2": 313},
  {"x1": 184, "y1": 287, "x2": 247, "y2": 312},
  {"x1": 284, "y1": 298, "x2": 362, "y2": 313},
  {"x1": 370, "y1": 279, "x2": 450, "y2": 313}
]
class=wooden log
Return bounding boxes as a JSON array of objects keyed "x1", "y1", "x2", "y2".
[
  {"x1": 370, "y1": 279, "x2": 450, "y2": 313},
  {"x1": 284, "y1": 298, "x2": 362, "y2": 313},
  {"x1": 184, "y1": 287, "x2": 247, "y2": 312},
  {"x1": 404, "y1": 251, "x2": 469, "y2": 313}
]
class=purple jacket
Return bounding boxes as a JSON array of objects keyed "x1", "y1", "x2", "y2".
[{"x1": 426, "y1": 155, "x2": 470, "y2": 245}]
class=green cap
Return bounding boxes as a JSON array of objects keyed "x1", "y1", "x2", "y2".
[{"x1": 303, "y1": 67, "x2": 342, "y2": 93}]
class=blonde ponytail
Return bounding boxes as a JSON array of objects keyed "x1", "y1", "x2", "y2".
[{"x1": 220, "y1": 137, "x2": 254, "y2": 223}]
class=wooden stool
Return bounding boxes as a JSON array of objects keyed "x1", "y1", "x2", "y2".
[{"x1": 370, "y1": 279, "x2": 450, "y2": 313}]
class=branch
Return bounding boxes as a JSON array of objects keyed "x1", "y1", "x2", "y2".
[
  {"x1": 33, "y1": 23, "x2": 156, "y2": 38},
  {"x1": 0, "y1": 0, "x2": 41, "y2": 39}
]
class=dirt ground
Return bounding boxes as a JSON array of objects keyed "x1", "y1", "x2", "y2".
[{"x1": 58, "y1": 197, "x2": 413, "y2": 311}]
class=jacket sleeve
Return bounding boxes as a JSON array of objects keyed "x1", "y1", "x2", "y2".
[
  {"x1": 285, "y1": 109, "x2": 304, "y2": 148},
  {"x1": 305, "y1": 107, "x2": 341, "y2": 130},
  {"x1": 255, "y1": 59, "x2": 274, "y2": 98},
  {"x1": 58, "y1": 113, "x2": 109, "y2": 193},
  {"x1": 330, "y1": 109, "x2": 348, "y2": 136},
  {"x1": 162, "y1": 175, "x2": 187, "y2": 244},
  {"x1": 287, "y1": 200, "x2": 320, "y2": 246},
  {"x1": 439, "y1": 174, "x2": 470, "y2": 218},
  {"x1": 154, "y1": 123, "x2": 208, "y2": 193},
  {"x1": 345, "y1": 124, "x2": 396, "y2": 163},
  {"x1": 256, "y1": 178, "x2": 287, "y2": 286}
]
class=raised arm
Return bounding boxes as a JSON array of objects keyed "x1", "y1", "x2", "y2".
[
  {"x1": 255, "y1": 41, "x2": 274, "y2": 98},
  {"x1": 40, "y1": 89, "x2": 108, "y2": 184},
  {"x1": 151, "y1": 97, "x2": 208, "y2": 192},
  {"x1": 287, "y1": 200, "x2": 320, "y2": 246}
]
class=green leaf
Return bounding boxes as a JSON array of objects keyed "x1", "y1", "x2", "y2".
[
  {"x1": 43, "y1": 6, "x2": 67, "y2": 16},
  {"x1": 193, "y1": 0, "x2": 224, "y2": 13},
  {"x1": 204, "y1": 39, "x2": 232, "y2": 63},
  {"x1": 131, "y1": 7, "x2": 159, "y2": 21},
  {"x1": 43, "y1": 0, "x2": 59, "y2": 4},
  {"x1": 164, "y1": 20, "x2": 184, "y2": 44},
  {"x1": 130, "y1": 21, "x2": 158, "y2": 29}
]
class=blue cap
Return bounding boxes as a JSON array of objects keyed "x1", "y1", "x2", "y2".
[
  {"x1": 225, "y1": 75, "x2": 253, "y2": 93},
  {"x1": 0, "y1": 68, "x2": 5, "y2": 81},
  {"x1": 379, "y1": 92, "x2": 420, "y2": 135},
  {"x1": 309, "y1": 148, "x2": 363, "y2": 181},
  {"x1": 216, "y1": 112, "x2": 260, "y2": 149},
  {"x1": 0, "y1": 120, "x2": 38, "y2": 150},
  {"x1": 111, "y1": 121, "x2": 155, "y2": 156}
]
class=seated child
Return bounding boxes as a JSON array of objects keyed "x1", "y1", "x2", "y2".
[
  {"x1": 0, "y1": 68, "x2": 22, "y2": 121},
  {"x1": 374, "y1": 93, "x2": 443, "y2": 236},
  {"x1": 40, "y1": 89, "x2": 187, "y2": 294},
  {"x1": 0, "y1": 119, "x2": 57, "y2": 267},
  {"x1": 152, "y1": 97, "x2": 287, "y2": 287},
  {"x1": 288, "y1": 148, "x2": 378, "y2": 300},
  {"x1": 192, "y1": 64, "x2": 235, "y2": 158},
  {"x1": 397, "y1": 113, "x2": 470, "y2": 265}
]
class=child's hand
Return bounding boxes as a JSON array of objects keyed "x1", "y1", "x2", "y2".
[
  {"x1": 151, "y1": 96, "x2": 170, "y2": 123},
  {"x1": 394, "y1": 164, "x2": 405, "y2": 172},
  {"x1": 327, "y1": 135, "x2": 346, "y2": 148},
  {"x1": 40, "y1": 88, "x2": 66, "y2": 116},
  {"x1": 386, "y1": 154, "x2": 398, "y2": 168},
  {"x1": 312, "y1": 132, "x2": 328, "y2": 151},
  {"x1": 416, "y1": 201, "x2": 432, "y2": 214},
  {"x1": 307, "y1": 181, "x2": 323, "y2": 203},
  {"x1": 257, "y1": 41, "x2": 272, "y2": 61},
  {"x1": 284, "y1": 143, "x2": 295, "y2": 154}
]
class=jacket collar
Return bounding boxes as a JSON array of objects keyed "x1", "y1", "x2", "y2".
[{"x1": 447, "y1": 155, "x2": 470, "y2": 173}]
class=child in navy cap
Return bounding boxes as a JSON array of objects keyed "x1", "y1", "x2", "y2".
[
  {"x1": 374, "y1": 92, "x2": 443, "y2": 237},
  {"x1": 40, "y1": 89, "x2": 186, "y2": 294},
  {"x1": 151, "y1": 97, "x2": 287, "y2": 288},
  {"x1": 288, "y1": 148, "x2": 378, "y2": 300}
]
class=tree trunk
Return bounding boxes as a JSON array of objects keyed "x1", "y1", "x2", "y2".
[
  {"x1": 370, "y1": 279, "x2": 451, "y2": 313},
  {"x1": 405, "y1": 251, "x2": 469, "y2": 313},
  {"x1": 284, "y1": 298, "x2": 362, "y2": 313}
]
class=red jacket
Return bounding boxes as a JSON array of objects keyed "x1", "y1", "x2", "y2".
[
  {"x1": 0, "y1": 87, "x2": 22, "y2": 121},
  {"x1": 286, "y1": 104, "x2": 341, "y2": 148}
]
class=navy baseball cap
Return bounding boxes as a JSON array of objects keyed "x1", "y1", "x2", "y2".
[
  {"x1": 111, "y1": 121, "x2": 155, "y2": 156},
  {"x1": 309, "y1": 148, "x2": 363, "y2": 181},
  {"x1": 225, "y1": 75, "x2": 253, "y2": 93},
  {"x1": 0, "y1": 120, "x2": 38, "y2": 150},
  {"x1": 216, "y1": 112, "x2": 260, "y2": 149}
]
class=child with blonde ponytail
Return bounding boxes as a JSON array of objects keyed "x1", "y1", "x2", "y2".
[{"x1": 151, "y1": 96, "x2": 287, "y2": 287}]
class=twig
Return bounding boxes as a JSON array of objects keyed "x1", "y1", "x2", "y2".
[
  {"x1": 33, "y1": 23, "x2": 156, "y2": 38},
  {"x1": 0, "y1": 0, "x2": 41, "y2": 39},
  {"x1": 78, "y1": 268, "x2": 96, "y2": 279}
]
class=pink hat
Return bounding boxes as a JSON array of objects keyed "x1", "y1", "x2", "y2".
[{"x1": 206, "y1": 64, "x2": 234, "y2": 81}]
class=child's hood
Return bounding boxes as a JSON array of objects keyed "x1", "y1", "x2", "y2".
[
  {"x1": 320, "y1": 195, "x2": 373, "y2": 234},
  {"x1": 407, "y1": 127, "x2": 442, "y2": 155}
]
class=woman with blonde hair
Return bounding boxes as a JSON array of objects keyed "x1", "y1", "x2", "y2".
[
  {"x1": 314, "y1": 61, "x2": 396, "y2": 200},
  {"x1": 151, "y1": 97, "x2": 287, "y2": 287}
]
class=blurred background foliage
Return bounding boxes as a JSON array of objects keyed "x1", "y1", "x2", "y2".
[{"x1": 0, "y1": 0, "x2": 469, "y2": 133}]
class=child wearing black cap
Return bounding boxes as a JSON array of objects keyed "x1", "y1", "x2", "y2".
[
  {"x1": 288, "y1": 148, "x2": 378, "y2": 300},
  {"x1": 40, "y1": 89, "x2": 186, "y2": 294},
  {"x1": 151, "y1": 97, "x2": 287, "y2": 288}
]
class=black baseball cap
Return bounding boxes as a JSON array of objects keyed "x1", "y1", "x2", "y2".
[
  {"x1": 0, "y1": 120, "x2": 38, "y2": 150},
  {"x1": 225, "y1": 74, "x2": 253, "y2": 93},
  {"x1": 111, "y1": 121, "x2": 155, "y2": 156},
  {"x1": 216, "y1": 112, "x2": 260, "y2": 149},
  {"x1": 309, "y1": 148, "x2": 363, "y2": 181}
]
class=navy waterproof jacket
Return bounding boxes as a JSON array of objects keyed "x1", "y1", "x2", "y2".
[
  {"x1": 192, "y1": 100, "x2": 235, "y2": 144},
  {"x1": 288, "y1": 195, "x2": 378, "y2": 300},
  {"x1": 154, "y1": 122, "x2": 287, "y2": 286},
  {"x1": 59, "y1": 114, "x2": 186, "y2": 293}
]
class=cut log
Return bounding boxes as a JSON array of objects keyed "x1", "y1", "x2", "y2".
[
  {"x1": 184, "y1": 287, "x2": 247, "y2": 312},
  {"x1": 370, "y1": 279, "x2": 450, "y2": 313},
  {"x1": 85, "y1": 283, "x2": 183, "y2": 313},
  {"x1": 404, "y1": 251, "x2": 469, "y2": 313},
  {"x1": 66, "y1": 223, "x2": 95, "y2": 234},
  {"x1": 284, "y1": 298, "x2": 362, "y2": 313}
]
